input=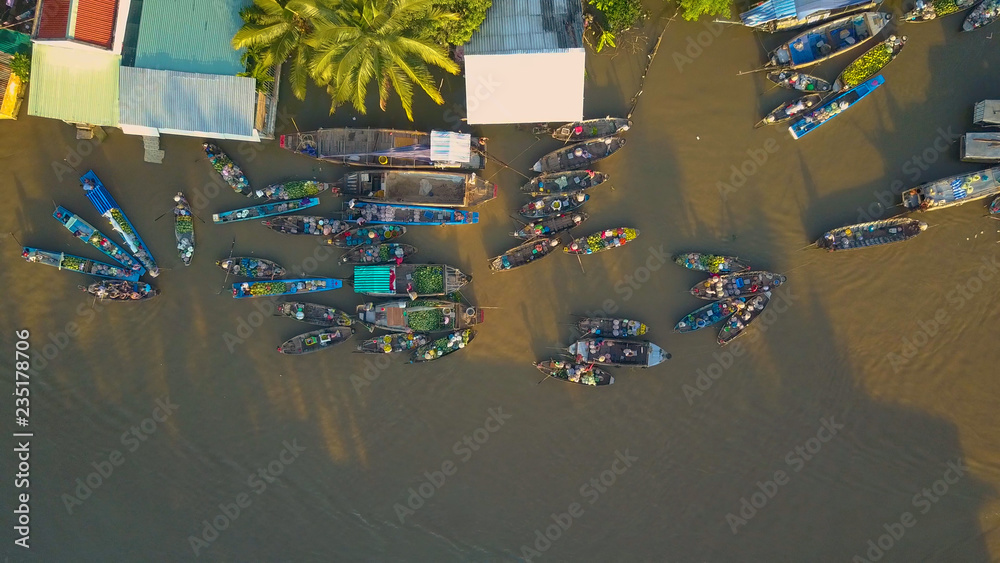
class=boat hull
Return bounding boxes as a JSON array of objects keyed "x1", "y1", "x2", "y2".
[
  {"x1": 532, "y1": 137, "x2": 626, "y2": 173},
  {"x1": 340, "y1": 243, "x2": 418, "y2": 265},
  {"x1": 719, "y1": 294, "x2": 770, "y2": 345},
  {"x1": 357, "y1": 300, "x2": 484, "y2": 332},
  {"x1": 490, "y1": 238, "x2": 561, "y2": 271},
  {"x1": 512, "y1": 212, "x2": 588, "y2": 239},
  {"x1": 757, "y1": 94, "x2": 824, "y2": 128},
  {"x1": 963, "y1": 0, "x2": 1000, "y2": 30},
  {"x1": 217, "y1": 257, "x2": 286, "y2": 279},
  {"x1": 345, "y1": 201, "x2": 477, "y2": 226},
  {"x1": 519, "y1": 192, "x2": 589, "y2": 219},
  {"x1": 673, "y1": 253, "x2": 751, "y2": 273},
  {"x1": 832, "y1": 35, "x2": 906, "y2": 92},
  {"x1": 256, "y1": 181, "x2": 332, "y2": 200},
  {"x1": 280, "y1": 129, "x2": 487, "y2": 170},
  {"x1": 262, "y1": 216, "x2": 350, "y2": 236},
  {"x1": 204, "y1": 143, "x2": 252, "y2": 195},
  {"x1": 675, "y1": 298, "x2": 747, "y2": 333},
  {"x1": 81, "y1": 170, "x2": 159, "y2": 276},
  {"x1": 901, "y1": 166, "x2": 1000, "y2": 211},
  {"x1": 523, "y1": 171, "x2": 608, "y2": 195},
  {"x1": 213, "y1": 198, "x2": 319, "y2": 224},
  {"x1": 766, "y1": 71, "x2": 832, "y2": 92},
  {"x1": 80, "y1": 280, "x2": 158, "y2": 302},
  {"x1": 233, "y1": 278, "x2": 343, "y2": 299},
  {"x1": 352, "y1": 264, "x2": 470, "y2": 297},
  {"x1": 552, "y1": 118, "x2": 631, "y2": 142},
  {"x1": 564, "y1": 227, "x2": 639, "y2": 254},
  {"x1": 817, "y1": 218, "x2": 927, "y2": 251},
  {"x1": 690, "y1": 271, "x2": 786, "y2": 300},
  {"x1": 278, "y1": 327, "x2": 353, "y2": 355},
  {"x1": 328, "y1": 225, "x2": 407, "y2": 248},
  {"x1": 23, "y1": 247, "x2": 140, "y2": 281},
  {"x1": 789, "y1": 75, "x2": 885, "y2": 139},
  {"x1": 769, "y1": 12, "x2": 892, "y2": 70},
  {"x1": 534, "y1": 360, "x2": 614, "y2": 386},
  {"x1": 336, "y1": 170, "x2": 497, "y2": 207},
  {"x1": 577, "y1": 317, "x2": 647, "y2": 337},
  {"x1": 410, "y1": 330, "x2": 475, "y2": 362},
  {"x1": 567, "y1": 338, "x2": 669, "y2": 368},
  {"x1": 358, "y1": 333, "x2": 430, "y2": 353},
  {"x1": 174, "y1": 193, "x2": 194, "y2": 266},
  {"x1": 52, "y1": 205, "x2": 146, "y2": 276},
  {"x1": 275, "y1": 302, "x2": 356, "y2": 327}
]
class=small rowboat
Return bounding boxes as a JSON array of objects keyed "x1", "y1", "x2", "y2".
[
  {"x1": 358, "y1": 332, "x2": 430, "y2": 353},
  {"x1": 80, "y1": 280, "x2": 159, "y2": 302},
  {"x1": 261, "y1": 216, "x2": 350, "y2": 236},
  {"x1": 832, "y1": 35, "x2": 906, "y2": 92},
  {"x1": 275, "y1": 302, "x2": 356, "y2": 328},
  {"x1": 789, "y1": 75, "x2": 885, "y2": 139},
  {"x1": 577, "y1": 317, "x2": 647, "y2": 337},
  {"x1": 23, "y1": 247, "x2": 139, "y2": 281},
  {"x1": 564, "y1": 227, "x2": 639, "y2": 255},
  {"x1": 522, "y1": 171, "x2": 609, "y2": 195},
  {"x1": 551, "y1": 118, "x2": 631, "y2": 142},
  {"x1": 534, "y1": 360, "x2": 615, "y2": 386},
  {"x1": 213, "y1": 197, "x2": 319, "y2": 224},
  {"x1": 409, "y1": 329, "x2": 475, "y2": 362},
  {"x1": 767, "y1": 12, "x2": 892, "y2": 69},
  {"x1": 567, "y1": 338, "x2": 670, "y2": 368},
  {"x1": 673, "y1": 253, "x2": 751, "y2": 274},
  {"x1": 216, "y1": 257, "x2": 286, "y2": 279},
  {"x1": 817, "y1": 217, "x2": 928, "y2": 251},
  {"x1": 718, "y1": 293, "x2": 770, "y2": 346},
  {"x1": 990, "y1": 196, "x2": 1000, "y2": 215},
  {"x1": 327, "y1": 225, "x2": 407, "y2": 247},
  {"x1": 964, "y1": 0, "x2": 1000, "y2": 30},
  {"x1": 204, "y1": 143, "x2": 251, "y2": 196},
  {"x1": 674, "y1": 297, "x2": 747, "y2": 333},
  {"x1": 52, "y1": 206, "x2": 145, "y2": 276},
  {"x1": 756, "y1": 94, "x2": 823, "y2": 128},
  {"x1": 340, "y1": 243, "x2": 417, "y2": 265},
  {"x1": 255, "y1": 181, "x2": 333, "y2": 200},
  {"x1": 344, "y1": 201, "x2": 478, "y2": 226},
  {"x1": 512, "y1": 212, "x2": 588, "y2": 239},
  {"x1": 519, "y1": 191, "x2": 589, "y2": 219},
  {"x1": 766, "y1": 71, "x2": 832, "y2": 92},
  {"x1": 532, "y1": 137, "x2": 627, "y2": 173},
  {"x1": 278, "y1": 327, "x2": 353, "y2": 355},
  {"x1": 903, "y1": 0, "x2": 978, "y2": 22},
  {"x1": 233, "y1": 278, "x2": 343, "y2": 299},
  {"x1": 690, "y1": 271, "x2": 786, "y2": 300},
  {"x1": 489, "y1": 238, "x2": 562, "y2": 272},
  {"x1": 174, "y1": 193, "x2": 194, "y2": 266}
]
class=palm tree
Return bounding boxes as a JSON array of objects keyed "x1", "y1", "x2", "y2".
[
  {"x1": 232, "y1": 0, "x2": 337, "y2": 100},
  {"x1": 308, "y1": 0, "x2": 460, "y2": 121}
]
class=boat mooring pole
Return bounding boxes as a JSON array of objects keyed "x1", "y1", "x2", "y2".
[{"x1": 217, "y1": 237, "x2": 237, "y2": 294}]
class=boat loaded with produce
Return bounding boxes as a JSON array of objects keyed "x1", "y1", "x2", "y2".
[
  {"x1": 817, "y1": 217, "x2": 927, "y2": 251},
  {"x1": 409, "y1": 329, "x2": 475, "y2": 363},
  {"x1": 340, "y1": 243, "x2": 417, "y2": 265},
  {"x1": 255, "y1": 181, "x2": 333, "y2": 200},
  {"x1": 577, "y1": 317, "x2": 647, "y2": 337},
  {"x1": 280, "y1": 128, "x2": 488, "y2": 170},
  {"x1": 902, "y1": 0, "x2": 978, "y2": 22},
  {"x1": 832, "y1": 35, "x2": 906, "y2": 92},
  {"x1": 674, "y1": 253, "x2": 751, "y2": 273},
  {"x1": 551, "y1": 118, "x2": 631, "y2": 142},
  {"x1": 489, "y1": 237, "x2": 562, "y2": 272},
  {"x1": 718, "y1": 294, "x2": 770, "y2": 346},
  {"x1": 344, "y1": 201, "x2": 478, "y2": 226},
  {"x1": 534, "y1": 360, "x2": 615, "y2": 386},
  {"x1": 80, "y1": 280, "x2": 159, "y2": 302},
  {"x1": 532, "y1": 137, "x2": 626, "y2": 173},
  {"x1": 274, "y1": 302, "x2": 357, "y2": 328},
  {"x1": 22, "y1": 247, "x2": 140, "y2": 281},
  {"x1": 80, "y1": 170, "x2": 159, "y2": 276},
  {"x1": 567, "y1": 338, "x2": 670, "y2": 368},
  {"x1": 690, "y1": 271, "x2": 786, "y2": 300},
  {"x1": 278, "y1": 327, "x2": 353, "y2": 355},
  {"x1": 675, "y1": 297, "x2": 747, "y2": 333},
  {"x1": 789, "y1": 75, "x2": 885, "y2": 139},
  {"x1": 216, "y1": 257, "x2": 286, "y2": 279},
  {"x1": 564, "y1": 227, "x2": 639, "y2": 255},
  {"x1": 213, "y1": 198, "x2": 319, "y2": 224},
  {"x1": 351, "y1": 264, "x2": 470, "y2": 297},
  {"x1": 901, "y1": 165, "x2": 1000, "y2": 211},
  {"x1": 512, "y1": 212, "x2": 588, "y2": 239},
  {"x1": 767, "y1": 12, "x2": 892, "y2": 69},
  {"x1": 52, "y1": 206, "x2": 145, "y2": 276},
  {"x1": 522, "y1": 171, "x2": 608, "y2": 195},
  {"x1": 335, "y1": 170, "x2": 497, "y2": 207},
  {"x1": 204, "y1": 143, "x2": 251, "y2": 196},
  {"x1": 963, "y1": 0, "x2": 1000, "y2": 30},
  {"x1": 233, "y1": 278, "x2": 343, "y2": 299},
  {"x1": 174, "y1": 193, "x2": 194, "y2": 266},
  {"x1": 357, "y1": 300, "x2": 484, "y2": 332},
  {"x1": 327, "y1": 225, "x2": 406, "y2": 247},
  {"x1": 766, "y1": 71, "x2": 832, "y2": 92},
  {"x1": 262, "y1": 216, "x2": 350, "y2": 236},
  {"x1": 358, "y1": 333, "x2": 430, "y2": 354},
  {"x1": 756, "y1": 94, "x2": 824, "y2": 128},
  {"x1": 519, "y1": 192, "x2": 589, "y2": 219}
]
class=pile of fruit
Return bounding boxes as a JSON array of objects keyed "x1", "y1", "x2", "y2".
[
  {"x1": 175, "y1": 215, "x2": 193, "y2": 234},
  {"x1": 249, "y1": 282, "x2": 288, "y2": 296},
  {"x1": 417, "y1": 330, "x2": 471, "y2": 360},
  {"x1": 276, "y1": 181, "x2": 322, "y2": 199},
  {"x1": 841, "y1": 43, "x2": 892, "y2": 89},
  {"x1": 412, "y1": 266, "x2": 444, "y2": 294},
  {"x1": 109, "y1": 209, "x2": 134, "y2": 237},
  {"x1": 61, "y1": 255, "x2": 86, "y2": 270},
  {"x1": 932, "y1": 0, "x2": 961, "y2": 16},
  {"x1": 406, "y1": 307, "x2": 446, "y2": 332}
]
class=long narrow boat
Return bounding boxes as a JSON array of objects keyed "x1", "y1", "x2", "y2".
[
  {"x1": 409, "y1": 329, "x2": 475, "y2": 363},
  {"x1": 489, "y1": 238, "x2": 562, "y2": 272},
  {"x1": 532, "y1": 137, "x2": 626, "y2": 173},
  {"x1": 690, "y1": 271, "x2": 786, "y2": 300},
  {"x1": 255, "y1": 181, "x2": 333, "y2": 200},
  {"x1": 902, "y1": 0, "x2": 978, "y2": 22},
  {"x1": 352, "y1": 264, "x2": 470, "y2": 297},
  {"x1": 22, "y1": 247, "x2": 139, "y2": 281},
  {"x1": 80, "y1": 170, "x2": 159, "y2": 276},
  {"x1": 233, "y1": 278, "x2": 343, "y2": 299},
  {"x1": 964, "y1": 0, "x2": 1000, "y2": 30},
  {"x1": 261, "y1": 216, "x2": 351, "y2": 236},
  {"x1": 339, "y1": 243, "x2": 417, "y2": 265},
  {"x1": 204, "y1": 143, "x2": 252, "y2": 196},
  {"x1": 577, "y1": 317, "x2": 647, "y2": 337},
  {"x1": 513, "y1": 212, "x2": 588, "y2": 239},
  {"x1": 901, "y1": 165, "x2": 1000, "y2": 211},
  {"x1": 279, "y1": 128, "x2": 488, "y2": 170},
  {"x1": 567, "y1": 338, "x2": 670, "y2": 368},
  {"x1": 327, "y1": 225, "x2": 407, "y2": 247},
  {"x1": 766, "y1": 71, "x2": 832, "y2": 92},
  {"x1": 79, "y1": 280, "x2": 159, "y2": 302},
  {"x1": 740, "y1": 0, "x2": 879, "y2": 33},
  {"x1": 52, "y1": 206, "x2": 145, "y2": 276},
  {"x1": 357, "y1": 300, "x2": 484, "y2": 332},
  {"x1": 278, "y1": 327, "x2": 353, "y2": 355},
  {"x1": 960, "y1": 133, "x2": 1000, "y2": 163},
  {"x1": 674, "y1": 297, "x2": 747, "y2": 333},
  {"x1": 274, "y1": 302, "x2": 356, "y2": 327},
  {"x1": 551, "y1": 118, "x2": 632, "y2": 142},
  {"x1": 335, "y1": 170, "x2": 496, "y2": 207},
  {"x1": 788, "y1": 75, "x2": 885, "y2": 139},
  {"x1": 519, "y1": 192, "x2": 589, "y2": 219},
  {"x1": 522, "y1": 171, "x2": 609, "y2": 195},
  {"x1": 564, "y1": 227, "x2": 639, "y2": 255},
  {"x1": 673, "y1": 252, "x2": 751, "y2": 273},
  {"x1": 216, "y1": 257, "x2": 286, "y2": 279},
  {"x1": 213, "y1": 198, "x2": 319, "y2": 224},
  {"x1": 756, "y1": 94, "x2": 823, "y2": 128},
  {"x1": 344, "y1": 201, "x2": 478, "y2": 226},
  {"x1": 534, "y1": 360, "x2": 615, "y2": 386},
  {"x1": 817, "y1": 217, "x2": 927, "y2": 251},
  {"x1": 768, "y1": 12, "x2": 892, "y2": 69},
  {"x1": 718, "y1": 294, "x2": 770, "y2": 346},
  {"x1": 357, "y1": 332, "x2": 430, "y2": 354},
  {"x1": 174, "y1": 193, "x2": 194, "y2": 266},
  {"x1": 832, "y1": 35, "x2": 906, "y2": 92}
]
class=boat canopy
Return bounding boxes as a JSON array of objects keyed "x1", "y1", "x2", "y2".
[
  {"x1": 740, "y1": 0, "x2": 869, "y2": 27},
  {"x1": 353, "y1": 265, "x2": 394, "y2": 294},
  {"x1": 430, "y1": 131, "x2": 471, "y2": 164}
]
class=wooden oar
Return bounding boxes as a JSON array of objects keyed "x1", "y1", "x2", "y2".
[
  {"x1": 575, "y1": 254, "x2": 586, "y2": 274},
  {"x1": 217, "y1": 237, "x2": 237, "y2": 294},
  {"x1": 153, "y1": 209, "x2": 171, "y2": 222}
]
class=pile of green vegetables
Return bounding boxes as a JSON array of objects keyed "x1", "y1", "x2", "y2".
[
  {"x1": 249, "y1": 282, "x2": 287, "y2": 296},
  {"x1": 175, "y1": 215, "x2": 193, "y2": 234},
  {"x1": 281, "y1": 181, "x2": 322, "y2": 199},
  {"x1": 61, "y1": 256, "x2": 86, "y2": 269},
  {"x1": 932, "y1": 0, "x2": 961, "y2": 16},
  {"x1": 406, "y1": 308, "x2": 446, "y2": 332},
  {"x1": 412, "y1": 266, "x2": 444, "y2": 294},
  {"x1": 110, "y1": 209, "x2": 134, "y2": 237},
  {"x1": 841, "y1": 43, "x2": 893, "y2": 89}
]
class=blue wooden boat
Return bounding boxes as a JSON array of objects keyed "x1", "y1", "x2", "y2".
[
  {"x1": 232, "y1": 278, "x2": 343, "y2": 299},
  {"x1": 343, "y1": 201, "x2": 478, "y2": 226},
  {"x1": 22, "y1": 247, "x2": 140, "y2": 281},
  {"x1": 788, "y1": 75, "x2": 884, "y2": 139},
  {"x1": 80, "y1": 170, "x2": 159, "y2": 277},
  {"x1": 767, "y1": 12, "x2": 891, "y2": 69},
  {"x1": 213, "y1": 197, "x2": 320, "y2": 224},
  {"x1": 52, "y1": 206, "x2": 146, "y2": 277},
  {"x1": 674, "y1": 297, "x2": 747, "y2": 333}
]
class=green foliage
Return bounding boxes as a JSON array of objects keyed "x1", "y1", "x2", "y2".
[
  {"x1": 10, "y1": 53, "x2": 30, "y2": 83},
  {"x1": 595, "y1": 30, "x2": 616, "y2": 52},
  {"x1": 588, "y1": 0, "x2": 643, "y2": 32},
  {"x1": 676, "y1": 0, "x2": 732, "y2": 22},
  {"x1": 426, "y1": 0, "x2": 491, "y2": 45},
  {"x1": 238, "y1": 44, "x2": 275, "y2": 93}
]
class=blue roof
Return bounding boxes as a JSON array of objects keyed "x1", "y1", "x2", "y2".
[
  {"x1": 133, "y1": 0, "x2": 250, "y2": 75},
  {"x1": 740, "y1": 0, "x2": 868, "y2": 27}
]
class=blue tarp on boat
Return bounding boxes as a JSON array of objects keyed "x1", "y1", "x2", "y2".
[{"x1": 740, "y1": 0, "x2": 869, "y2": 27}]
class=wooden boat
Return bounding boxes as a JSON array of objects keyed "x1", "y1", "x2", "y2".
[
  {"x1": 52, "y1": 206, "x2": 145, "y2": 276},
  {"x1": 81, "y1": 170, "x2": 159, "y2": 276},
  {"x1": 262, "y1": 215, "x2": 350, "y2": 236},
  {"x1": 522, "y1": 171, "x2": 609, "y2": 195},
  {"x1": 512, "y1": 212, "x2": 588, "y2": 239},
  {"x1": 519, "y1": 192, "x2": 589, "y2": 219},
  {"x1": 740, "y1": 0, "x2": 879, "y2": 33},
  {"x1": 255, "y1": 181, "x2": 333, "y2": 200},
  {"x1": 352, "y1": 264, "x2": 470, "y2": 297},
  {"x1": 567, "y1": 338, "x2": 670, "y2": 368},
  {"x1": 327, "y1": 225, "x2": 407, "y2": 247},
  {"x1": 756, "y1": 94, "x2": 823, "y2": 128},
  {"x1": 901, "y1": 165, "x2": 1000, "y2": 211},
  {"x1": 233, "y1": 278, "x2": 343, "y2": 299},
  {"x1": 213, "y1": 197, "x2": 319, "y2": 224},
  {"x1": 766, "y1": 71, "x2": 832, "y2": 92},
  {"x1": 767, "y1": 12, "x2": 892, "y2": 69},
  {"x1": 673, "y1": 252, "x2": 751, "y2": 273},
  {"x1": 344, "y1": 201, "x2": 478, "y2": 226},
  {"x1": 817, "y1": 217, "x2": 927, "y2": 251},
  {"x1": 275, "y1": 302, "x2": 356, "y2": 327},
  {"x1": 335, "y1": 170, "x2": 497, "y2": 207},
  {"x1": 960, "y1": 133, "x2": 1000, "y2": 163},
  {"x1": 675, "y1": 297, "x2": 747, "y2": 333},
  {"x1": 489, "y1": 238, "x2": 562, "y2": 272},
  {"x1": 833, "y1": 35, "x2": 906, "y2": 92},
  {"x1": 279, "y1": 128, "x2": 488, "y2": 170},
  {"x1": 357, "y1": 300, "x2": 484, "y2": 332},
  {"x1": 532, "y1": 137, "x2": 626, "y2": 173},
  {"x1": 340, "y1": 243, "x2": 417, "y2": 265},
  {"x1": 577, "y1": 317, "x2": 647, "y2": 337},
  {"x1": 22, "y1": 247, "x2": 139, "y2": 281},
  {"x1": 277, "y1": 327, "x2": 353, "y2": 355},
  {"x1": 718, "y1": 294, "x2": 770, "y2": 346},
  {"x1": 789, "y1": 75, "x2": 885, "y2": 139},
  {"x1": 174, "y1": 193, "x2": 194, "y2": 266},
  {"x1": 534, "y1": 360, "x2": 614, "y2": 386},
  {"x1": 974, "y1": 100, "x2": 1000, "y2": 127},
  {"x1": 551, "y1": 118, "x2": 632, "y2": 142},
  {"x1": 204, "y1": 143, "x2": 251, "y2": 196},
  {"x1": 964, "y1": 0, "x2": 1000, "y2": 30},
  {"x1": 564, "y1": 227, "x2": 639, "y2": 255},
  {"x1": 216, "y1": 257, "x2": 286, "y2": 279},
  {"x1": 357, "y1": 332, "x2": 430, "y2": 354},
  {"x1": 80, "y1": 280, "x2": 158, "y2": 302},
  {"x1": 904, "y1": 0, "x2": 978, "y2": 21},
  {"x1": 409, "y1": 329, "x2": 475, "y2": 363},
  {"x1": 690, "y1": 271, "x2": 786, "y2": 300},
  {"x1": 989, "y1": 196, "x2": 1000, "y2": 215}
]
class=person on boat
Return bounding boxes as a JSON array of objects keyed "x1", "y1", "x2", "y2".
[
  {"x1": 82, "y1": 178, "x2": 96, "y2": 192},
  {"x1": 623, "y1": 348, "x2": 637, "y2": 358}
]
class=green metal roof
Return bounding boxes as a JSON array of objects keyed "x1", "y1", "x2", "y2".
[
  {"x1": 0, "y1": 30, "x2": 31, "y2": 55},
  {"x1": 133, "y1": 0, "x2": 251, "y2": 75},
  {"x1": 353, "y1": 265, "x2": 394, "y2": 294},
  {"x1": 27, "y1": 44, "x2": 120, "y2": 126}
]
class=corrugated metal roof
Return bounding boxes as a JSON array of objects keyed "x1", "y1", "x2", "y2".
[
  {"x1": 0, "y1": 30, "x2": 32, "y2": 55},
  {"x1": 36, "y1": 0, "x2": 70, "y2": 39},
  {"x1": 465, "y1": 0, "x2": 584, "y2": 56},
  {"x1": 118, "y1": 67, "x2": 256, "y2": 136},
  {"x1": 27, "y1": 44, "x2": 119, "y2": 125},
  {"x1": 134, "y1": 0, "x2": 250, "y2": 75},
  {"x1": 74, "y1": 0, "x2": 119, "y2": 48},
  {"x1": 353, "y1": 265, "x2": 393, "y2": 294}
]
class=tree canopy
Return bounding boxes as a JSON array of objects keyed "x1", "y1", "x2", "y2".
[{"x1": 676, "y1": 0, "x2": 732, "y2": 22}]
